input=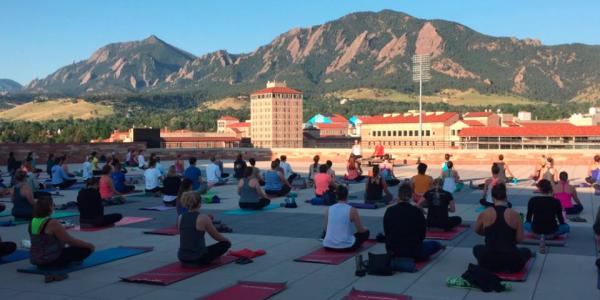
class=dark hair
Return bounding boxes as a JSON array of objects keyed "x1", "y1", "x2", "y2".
[
  {"x1": 498, "y1": 154, "x2": 504, "y2": 161},
  {"x1": 102, "y1": 164, "x2": 112, "y2": 175},
  {"x1": 280, "y1": 155, "x2": 287, "y2": 161},
  {"x1": 326, "y1": 160, "x2": 332, "y2": 167},
  {"x1": 177, "y1": 178, "x2": 193, "y2": 200},
  {"x1": 91, "y1": 151, "x2": 97, "y2": 156},
  {"x1": 271, "y1": 160, "x2": 279, "y2": 169},
  {"x1": 491, "y1": 163, "x2": 500, "y2": 175},
  {"x1": 189, "y1": 157, "x2": 197, "y2": 165},
  {"x1": 33, "y1": 195, "x2": 54, "y2": 218},
  {"x1": 313, "y1": 155, "x2": 320, "y2": 164},
  {"x1": 48, "y1": 153, "x2": 54, "y2": 159},
  {"x1": 372, "y1": 165, "x2": 380, "y2": 176},
  {"x1": 86, "y1": 177, "x2": 99, "y2": 186},
  {"x1": 417, "y1": 163, "x2": 427, "y2": 175},
  {"x1": 537, "y1": 179, "x2": 552, "y2": 194},
  {"x1": 446, "y1": 161, "x2": 453, "y2": 170},
  {"x1": 595, "y1": 155, "x2": 600, "y2": 163},
  {"x1": 14, "y1": 170, "x2": 28, "y2": 182},
  {"x1": 491, "y1": 183, "x2": 507, "y2": 201},
  {"x1": 249, "y1": 158, "x2": 256, "y2": 166},
  {"x1": 445, "y1": 153, "x2": 451, "y2": 160},
  {"x1": 559, "y1": 171, "x2": 568, "y2": 182},
  {"x1": 244, "y1": 167, "x2": 254, "y2": 178},
  {"x1": 398, "y1": 183, "x2": 413, "y2": 201},
  {"x1": 237, "y1": 153, "x2": 243, "y2": 160},
  {"x1": 319, "y1": 164, "x2": 328, "y2": 173},
  {"x1": 336, "y1": 185, "x2": 348, "y2": 201}
]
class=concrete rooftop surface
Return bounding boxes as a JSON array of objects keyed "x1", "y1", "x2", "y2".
[{"x1": 0, "y1": 160, "x2": 598, "y2": 300}]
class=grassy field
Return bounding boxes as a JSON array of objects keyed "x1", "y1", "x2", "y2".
[
  {"x1": 327, "y1": 88, "x2": 539, "y2": 106},
  {"x1": 0, "y1": 99, "x2": 113, "y2": 121},
  {"x1": 198, "y1": 97, "x2": 248, "y2": 111}
]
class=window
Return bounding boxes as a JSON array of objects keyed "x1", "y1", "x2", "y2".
[
  {"x1": 426, "y1": 130, "x2": 431, "y2": 136},
  {"x1": 403, "y1": 130, "x2": 407, "y2": 136},
  {"x1": 409, "y1": 131, "x2": 413, "y2": 137},
  {"x1": 393, "y1": 131, "x2": 397, "y2": 137},
  {"x1": 387, "y1": 131, "x2": 391, "y2": 136},
  {"x1": 383, "y1": 131, "x2": 387, "y2": 137}
]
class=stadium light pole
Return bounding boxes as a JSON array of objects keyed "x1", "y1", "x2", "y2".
[{"x1": 412, "y1": 54, "x2": 431, "y2": 148}]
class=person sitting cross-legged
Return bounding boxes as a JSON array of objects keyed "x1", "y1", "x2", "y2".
[
  {"x1": 552, "y1": 171, "x2": 583, "y2": 216},
  {"x1": 206, "y1": 156, "x2": 228, "y2": 188},
  {"x1": 238, "y1": 167, "x2": 271, "y2": 210},
  {"x1": 178, "y1": 191, "x2": 231, "y2": 266},
  {"x1": 525, "y1": 179, "x2": 570, "y2": 238},
  {"x1": 473, "y1": 183, "x2": 532, "y2": 273},
  {"x1": 263, "y1": 160, "x2": 292, "y2": 197},
  {"x1": 384, "y1": 183, "x2": 443, "y2": 269},
  {"x1": 322, "y1": 185, "x2": 370, "y2": 251},
  {"x1": 364, "y1": 165, "x2": 392, "y2": 205},
  {"x1": 77, "y1": 178, "x2": 123, "y2": 227},
  {"x1": 418, "y1": 178, "x2": 462, "y2": 231},
  {"x1": 315, "y1": 164, "x2": 337, "y2": 204}
]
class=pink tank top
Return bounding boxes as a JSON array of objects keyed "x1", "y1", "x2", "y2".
[
  {"x1": 553, "y1": 182, "x2": 572, "y2": 209},
  {"x1": 99, "y1": 176, "x2": 113, "y2": 199}
]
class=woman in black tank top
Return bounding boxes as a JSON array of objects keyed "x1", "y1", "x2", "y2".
[{"x1": 473, "y1": 183, "x2": 532, "y2": 273}]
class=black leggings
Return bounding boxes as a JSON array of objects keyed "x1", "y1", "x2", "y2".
[
  {"x1": 324, "y1": 230, "x2": 370, "y2": 252},
  {"x1": 80, "y1": 213, "x2": 123, "y2": 227},
  {"x1": 428, "y1": 216, "x2": 463, "y2": 231},
  {"x1": 181, "y1": 241, "x2": 231, "y2": 265},
  {"x1": 37, "y1": 246, "x2": 93, "y2": 269},
  {"x1": 0, "y1": 241, "x2": 17, "y2": 257},
  {"x1": 53, "y1": 179, "x2": 77, "y2": 189},
  {"x1": 239, "y1": 198, "x2": 271, "y2": 210},
  {"x1": 473, "y1": 245, "x2": 531, "y2": 273},
  {"x1": 287, "y1": 174, "x2": 298, "y2": 183},
  {"x1": 119, "y1": 185, "x2": 136, "y2": 194},
  {"x1": 265, "y1": 185, "x2": 291, "y2": 197},
  {"x1": 386, "y1": 179, "x2": 400, "y2": 187},
  {"x1": 145, "y1": 187, "x2": 161, "y2": 194}
]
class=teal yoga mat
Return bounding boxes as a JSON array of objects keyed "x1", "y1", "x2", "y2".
[
  {"x1": 17, "y1": 246, "x2": 153, "y2": 275},
  {"x1": 222, "y1": 204, "x2": 280, "y2": 216},
  {"x1": 0, "y1": 211, "x2": 79, "y2": 226}
]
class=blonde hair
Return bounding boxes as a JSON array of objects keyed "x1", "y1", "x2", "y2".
[{"x1": 180, "y1": 191, "x2": 201, "y2": 209}]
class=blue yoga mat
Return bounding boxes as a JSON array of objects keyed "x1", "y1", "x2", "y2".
[
  {"x1": 17, "y1": 246, "x2": 153, "y2": 275},
  {"x1": 0, "y1": 249, "x2": 29, "y2": 265},
  {"x1": 223, "y1": 204, "x2": 280, "y2": 216}
]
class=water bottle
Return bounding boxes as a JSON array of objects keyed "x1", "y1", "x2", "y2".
[{"x1": 539, "y1": 234, "x2": 547, "y2": 254}]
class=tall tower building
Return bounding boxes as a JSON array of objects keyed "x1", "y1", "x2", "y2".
[{"x1": 250, "y1": 81, "x2": 303, "y2": 148}]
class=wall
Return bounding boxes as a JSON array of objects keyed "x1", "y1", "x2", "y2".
[{"x1": 0, "y1": 142, "x2": 146, "y2": 164}]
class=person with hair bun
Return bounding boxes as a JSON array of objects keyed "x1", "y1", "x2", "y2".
[
  {"x1": 29, "y1": 195, "x2": 95, "y2": 282},
  {"x1": 178, "y1": 191, "x2": 231, "y2": 265},
  {"x1": 473, "y1": 183, "x2": 531, "y2": 273}
]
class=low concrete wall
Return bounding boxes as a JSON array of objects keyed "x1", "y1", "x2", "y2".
[{"x1": 0, "y1": 142, "x2": 146, "y2": 164}]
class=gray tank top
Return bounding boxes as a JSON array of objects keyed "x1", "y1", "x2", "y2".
[
  {"x1": 177, "y1": 212, "x2": 207, "y2": 262},
  {"x1": 239, "y1": 178, "x2": 260, "y2": 204}
]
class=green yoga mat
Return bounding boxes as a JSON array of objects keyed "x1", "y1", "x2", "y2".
[
  {"x1": 223, "y1": 204, "x2": 280, "y2": 216},
  {"x1": 0, "y1": 211, "x2": 79, "y2": 226},
  {"x1": 446, "y1": 276, "x2": 511, "y2": 291},
  {"x1": 0, "y1": 211, "x2": 10, "y2": 218}
]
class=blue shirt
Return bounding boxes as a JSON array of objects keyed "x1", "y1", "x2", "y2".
[
  {"x1": 51, "y1": 165, "x2": 73, "y2": 185},
  {"x1": 264, "y1": 170, "x2": 282, "y2": 191},
  {"x1": 184, "y1": 166, "x2": 202, "y2": 190},
  {"x1": 111, "y1": 171, "x2": 126, "y2": 193}
]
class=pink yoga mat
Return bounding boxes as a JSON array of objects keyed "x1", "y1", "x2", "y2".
[
  {"x1": 426, "y1": 225, "x2": 469, "y2": 240},
  {"x1": 522, "y1": 234, "x2": 567, "y2": 246},
  {"x1": 121, "y1": 255, "x2": 238, "y2": 285},
  {"x1": 200, "y1": 281, "x2": 286, "y2": 300},
  {"x1": 343, "y1": 289, "x2": 411, "y2": 300},
  {"x1": 144, "y1": 226, "x2": 179, "y2": 236},
  {"x1": 295, "y1": 240, "x2": 376, "y2": 265},
  {"x1": 495, "y1": 257, "x2": 535, "y2": 281},
  {"x1": 71, "y1": 217, "x2": 152, "y2": 232}
]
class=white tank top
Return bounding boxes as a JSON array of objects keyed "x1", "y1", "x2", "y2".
[
  {"x1": 323, "y1": 203, "x2": 355, "y2": 249},
  {"x1": 485, "y1": 177, "x2": 499, "y2": 204},
  {"x1": 442, "y1": 171, "x2": 456, "y2": 193}
]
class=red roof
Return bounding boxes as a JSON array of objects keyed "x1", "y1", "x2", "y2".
[
  {"x1": 218, "y1": 116, "x2": 239, "y2": 121},
  {"x1": 227, "y1": 122, "x2": 250, "y2": 128},
  {"x1": 316, "y1": 123, "x2": 348, "y2": 129},
  {"x1": 459, "y1": 124, "x2": 600, "y2": 137},
  {"x1": 161, "y1": 136, "x2": 240, "y2": 142},
  {"x1": 251, "y1": 86, "x2": 302, "y2": 95},
  {"x1": 503, "y1": 121, "x2": 521, "y2": 127},
  {"x1": 361, "y1": 112, "x2": 458, "y2": 125},
  {"x1": 462, "y1": 120, "x2": 485, "y2": 127},
  {"x1": 464, "y1": 112, "x2": 494, "y2": 118},
  {"x1": 328, "y1": 114, "x2": 348, "y2": 123}
]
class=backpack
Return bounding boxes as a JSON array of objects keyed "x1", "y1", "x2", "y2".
[
  {"x1": 366, "y1": 252, "x2": 393, "y2": 276},
  {"x1": 461, "y1": 263, "x2": 506, "y2": 293}
]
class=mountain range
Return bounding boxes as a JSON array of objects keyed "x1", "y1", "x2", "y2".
[
  {"x1": 0, "y1": 79, "x2": 22, "y2": 94},
  {"x1": 20, "y1": 10, "x2": 600, "y2": 102}
]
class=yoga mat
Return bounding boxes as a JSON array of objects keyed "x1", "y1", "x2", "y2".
[
  {"x1": 121, "y1": 255, "x2": 238, "y2": 285},
  {"x1": 18, "y1": 246, "x2": 153, "y2": 274},
  {"x1": 495, "y1": 257, "x2": 535, "y2": 282},
  {"x1": 0, "y1": 211, "x2": 11, "y2": 217},
  {"x1": 415, "y1": 248, "x2": 444, "y2": 271},
  {"x1": 200, "y1": 281, "x2": 286, "y2": 300},
  {"x1": 0, "y1": 249, "x2": 29, "y2": 265},
  {"x1": 40, "y1": 183, "x2": 85, "y2": 192},
  {"x1": 349, "y1": 202, "x2": 383, "y2": 209},
  {"x1": 521, "y1": 234, "x2": 567, "y2": 246},
  {"x1": 343, "y1": 288, "x2": 411, "y2": 300},
  {"x1": 223, "y1": 204, "x2": 280, "y2": 216},
  {"x1": 295, "y1": 240, "x2": 376, "y2": 265},
  {"x1": 144, "y1": 226, "x2": 179, "y2": 236},
  {"x1": 140, "y1": 205, "x2": 175, "y2": 211},
  {"x1": 426, "y1": 225, "x2": 469, "y2": 240},
  {"x1": 71, "y1": 216, "x2": 152, "y2": 232},
  {"x1": 0, "y1": 211, "x2": 79, "y2": 227}
]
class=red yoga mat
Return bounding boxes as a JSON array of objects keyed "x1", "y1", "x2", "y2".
[
  {"x1": 200, "y1": 281, "x2": 286, "y2": 300},
  {"x1": 495, "y1": 257, "x2": 535, "y2": 281},
  {"x1": 144, "y1": 226, "x2": 179, "y2": 236},
  {"x1": 294, "y1": 240, "x2": 376, "y2": 265},
  {"x1": 343, "y1": 288, "x2": 411, "y2": 300},
  {"x1": 121, "y1": 255, "x2": 237, "y2": 285},
  {"x1": 414, "y1": 248, "x2": 444, "y2": 270},
  {"x1": 426, "y1": 225, "x2": 469, "y2": 240},
  {"x1": 71, "y1": 217, "x2": 152, "y2": 232}
]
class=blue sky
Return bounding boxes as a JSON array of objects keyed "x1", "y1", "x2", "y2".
[{"x1": 1, "y1": 0, "x2": 599, "y2": 85}]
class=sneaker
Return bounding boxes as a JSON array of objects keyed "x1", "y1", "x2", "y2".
[{"x1": 21, "y1": 239, "x2": 31, "y2": 249}]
